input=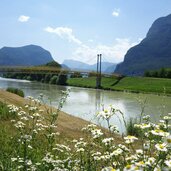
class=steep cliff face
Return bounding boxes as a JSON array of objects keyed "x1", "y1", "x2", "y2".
[
  {"x1": 0, "y1": 45, "x2": 54, "y2": 66},
  {"x1": 115, "y1": 14, "x2": 171, "y2": 75}
]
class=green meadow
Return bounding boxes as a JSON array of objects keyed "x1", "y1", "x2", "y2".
[{"x1": 67, "y1": 76, "x2": 171, "y2": 95}]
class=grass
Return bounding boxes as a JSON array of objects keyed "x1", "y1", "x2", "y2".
[
  {"x1": 67, "y1": 76, "x2": 119, "y2": 89},
  {"x1": 67, "y1": 76, "x2": 171, "y2": 95},
  {"x1": 0, "y1": 101, "x2": 17, "y2": 120},
  {"x1": 0, "y1": 90, "x2": 171, "y2": 170},
  {"x1": 0, "y1": 89, "x2": 122, "y2": 170},
  {"x1": 113, "y1": 77, "x2": 171, "y2": 94},
  {"x1": 0, "y1": 89, "x2": 89, "y2": 139}
]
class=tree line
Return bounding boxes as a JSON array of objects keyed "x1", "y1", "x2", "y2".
[
  {"x1": 144, "y1": 68, "x2": 171, "y2": 78},
  {"x1": 3, "y1": 73, "x2": 68, "y2": 85}
]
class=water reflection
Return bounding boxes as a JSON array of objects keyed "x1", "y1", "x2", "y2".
[{"x1": 0, "y1": 77, "x2": 171, "y2": 132}]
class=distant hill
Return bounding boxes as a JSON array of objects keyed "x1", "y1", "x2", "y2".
[
  {"x1": 61, "y1": 64, "x2": 70, "y2": 70},
  {"x1": 63, "y1": 59, "x2": 116, "y2": 73},
  {"x1": 115, "y1": 14, "x2": 171, "y2": 76},
  {"x1": 63, "y1": 60, "x2": 90, "y2": 70},
  {"x1": 104, "y1": 64, "x2": 116, "y2": 73},
  {"x1": 0, "y1": 45, "x2": 54, "y2": 66}
]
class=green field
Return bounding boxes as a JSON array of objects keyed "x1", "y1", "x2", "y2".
[
  {"x1": 67, "y1": 76, "x2": 171, "y2": 95},
  {"x1": 113, "y1": 77, "x2": 171, "y2": 94},
  {"x1": 67, "y1": 76, "x2": 119, "y2": 89}
]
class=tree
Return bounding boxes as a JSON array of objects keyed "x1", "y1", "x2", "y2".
[
  {"x1": 44, "y1": 74, "x2": 52, "y2": 83},
  {"x1": 158, "y1": 68, "x2": 166, "y2": 78},
  {"x1": 49, "y1": 75, "x2": 58, "y2": 84},
  {"x1": 144, "y1": 71, "x2": 151, "y2": 77},
  {"x1": 57, "y1": 74, "x2": 67, "y2": 85}
]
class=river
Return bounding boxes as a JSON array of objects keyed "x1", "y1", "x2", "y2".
[{"x1": 0, "y1": 77, "x2": 171, "y2": 132}]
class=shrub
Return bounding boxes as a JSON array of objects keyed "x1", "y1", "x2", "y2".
[
  {"x1": 49, "y1": 75, "x2": 58, "y2": 84},
  {"x1": 126, "y1": 117, "x2": 141, "y2": 137},
  {"x1": 57, "y1": 74, "x2": 67, "y2": 85},
  {"x1": 44, "y1": 74, "x2": 52, "y2": 83},
  {"x1": 6, "y1": 87, "x2": 25, "y2": 97}
]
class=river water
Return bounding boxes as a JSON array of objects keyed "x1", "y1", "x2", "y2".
[{"x1": 0, "y1": 77, "x2": 171, "y2": 132}]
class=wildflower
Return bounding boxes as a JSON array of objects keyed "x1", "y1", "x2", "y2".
[
  {"x1": 123, "y1": 164, "x2": 142, "y2": 171},
  {"x1": 143, "y1": 142, "x2": 150, "y2": 150},
  {"x1": 100, "y1": 153, "x2": 111, "y2": 161},
  {"x1": 22, "y1": 135, "x2": 32, "y2": 141},
  {"x1": 163, "y1": 116, "x2": 171, "y2": 121},
  {"x1": 14, "y1": 121, "x2": 26, "y2": 128},
  {"x1": 35, "y1": 163, "x2": 41, "y2": 166},
  {"x1": 135, "y1": 161, "x2": 146, "y2": 167},
  {"x1": 26, "y1": 160, "x2": 32, "y2": 166},
  {"x1": 26, "y1": 96, "x2": 34, "y2": 100},
  {"x1": 33, "y1": 113, "x2": 40, "y2": 117},
  {"x1": 145, "y1": 157, "x2": 156, "y2": 166},
  {"x1": 142, "y1": 115, "x2": 150, "y2": 121},
  {"x1": 134, "y1": 123, "x2": 151, "y2": 129},
  {"x1": 92, "y1": 152, "x2": 101, "y2": 161},
  {"x1": 111, "y1": 148, "x2": 123, "y2": 156},
  {"x1": 25, "y1": 104, "x2": 29, "y2": 108},
  {"x1": 124, "y1": 135, "x2": 138, "y2": 144},
  {"x1": 118, "y1": 144, "x2": 130, "y2": 152},
  {"x1": 165, "y1": 135, "x2": 171, "y2": 146},
  {"x1": 49, "y1": 124, "x2": 57, "y2": 128},
  {"x1": 151, "y1": 129, "x2": 169, "y2": 137},
  {"x1": 125, "y1": 155, "x2": 138, "y2": 162},
  {"x1": 109, "y1": 125, "x2": 119, "y2": 133},
  {"x1": 91, "y1": 129, "x2": 103, "y2": 139},
  {"x1": 32, "y1": 98, "x2": 41, "y2": 104},
  {"x1": 8, "y1": 104, "x2": 19, "y2": 112},
  {"x1": 28, "y1": 145, "x2": 33, "y2": 149},
  {"x1": 76, "y1": 148, "x2": 85, "y2": 153},
  {"x1": 101, "y1": 167, "x2": 116, "y2": 171},
  {"x1": 165, "y1": 160, "x2": 171, "y2": 168},
  {"x1": 97, "y1": 106, "x2": 118, "y2": 120},
  {"x1": 11, "y1": 158, "x2": 17, "y2": 162},
  {"x1": 20, "y1": 116, "x2": 29, "y2": 121},
  {"x1": 155, "y1": 143, "x2": 167, "y2": 152},
  {"x1": 17, "y1": 111, "x2": 26, "y2": 116},
  {"x1": 53, "y1": 144, "x2": 71, "y2": 152},
  {"x1": 102, "y1": 137, "x2": 114, "y2": 146},
  {"x1": 98, "y1": 109, "x2": 112, "y2": 120},
  {"x1": 136, "y1": 149, "x2": 143, "y2": 155},
  {"x1": 29, "y1": 106, "x2": 38, "y2": 111}
]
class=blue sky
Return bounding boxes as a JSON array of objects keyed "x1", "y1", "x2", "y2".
[{"x1": 0, "y1": 0, "x2": 171, "y2": 64}]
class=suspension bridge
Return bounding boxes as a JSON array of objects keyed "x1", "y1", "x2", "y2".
[{"x1": 0, "y1": 54, "x2": 119, "y2": 88}]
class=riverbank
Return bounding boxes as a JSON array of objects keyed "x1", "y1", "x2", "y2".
[
  {"x1": 0, "y1": 89, "x2": 90, "y2": 139},
  {"x1": 1, "y1": 90, "x2": 171, "y2": 170},
  {"x1": 67, "y1": 76, "x2": 171, "y2": 95}
]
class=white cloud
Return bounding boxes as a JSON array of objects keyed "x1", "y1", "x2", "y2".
[
  {"x1": 45, "y1": 26, "x2": 82, "y2": 45},
  {"x1": 72, "y1": 38, "x2": 139, "y2": 64},
  {"x1": 18, "y1": 15, "x2": 30, "y2": 22},
  {"x1": 112, "y1": 9, "x2": 120, "y2": 17},
  {"x1": 45, "y1": 26, "x2": 140, "y2": 64}
]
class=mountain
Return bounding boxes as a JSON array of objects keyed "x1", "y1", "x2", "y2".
[
  {"x1": 63, "y1": 59, "x2": 90, "y2": 70},
  {"x1": 115, "y1": 14, "x2": 171, "y2": 76},
  {"x1": 63, "y1": 59, "x2": 116, "y2": 73},
  {"x1": 104, "y1": 64, "x2": 116, "y2": 73},
  {"x1": 61, "y1": 64, "x2": 70, "y2": 70},
  {"x1": 0, "y1": 45, "x2": 54, "y2": 66}
]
